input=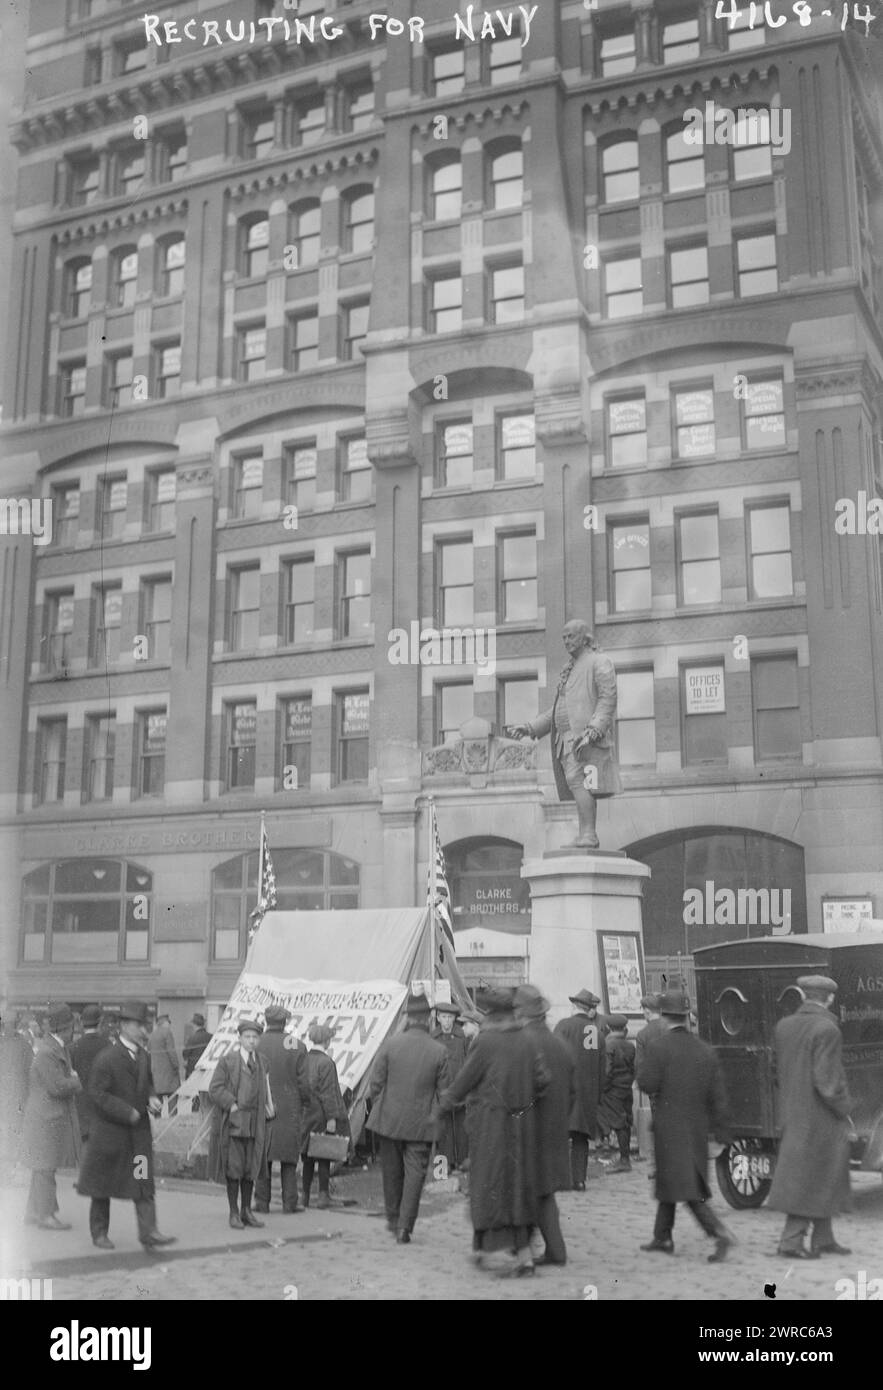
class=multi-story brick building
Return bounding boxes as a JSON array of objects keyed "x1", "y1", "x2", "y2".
[{"x1": 1, "y1": 0, "x2": 882, "y2": 1033}]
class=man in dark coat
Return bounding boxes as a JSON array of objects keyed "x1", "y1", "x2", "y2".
[
  {"x1": 439, "y1": 987, "x2": 550, "y2": 1277},
  {"x1": 553, "y1": 987, "x2": 608, "y2": 1190},
  {"x1": 597, "y1": 1014, "x2": 636, "y2": 1174},
  {"x1": 431, "y1": 1000, "x2": 469, "y2": 1171},
  {"x1": 0, "y1": 1013, "x2": 35, "y2": 1173},
  {"x1": 254, "y1": 1006, "x2": 311, "y2": 1214},
  {"x1": 77, "y1": 1000, "x2": 176, "y2": 1252},
  {"x1": 366, "y1": 993, "x2": 452, "y2": 1244},
  {"x1": 21, "y1": 1003, "x2": 82, "y2": 1229},
  {"x1": 183, "y1": 1014, "x2": 212, "y2": 1077},
  {"x1": 70, "y1": 1005, "x2": 106, "y2": 1144},
  {"x1": 514, "y1": 984, "x2": 575, "y2": 1267},
  {"x1": 636, "y1": 989, "x2": 734, "y2": 1261},
  {"x1": 768, "y1": 974, "x2": 854, "y2": 1259},
  {"x1": 209, "y1": 1018, "x2": 275, "y2": 1230}
]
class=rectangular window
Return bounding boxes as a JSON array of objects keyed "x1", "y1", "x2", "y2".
[
  {"x1": 155, "y1": 342, "x2": 181, "y2": 398},
  {"x1": 663, "y1": 17, "x2": 700, "y2": 63},
  {"x1": 297, "y1": 97, "x2": 326, "y2": 146},
  {"x1": 284, "y1": 558, "x2": 315, "y2": 644},
  {"x1": 137, "y1": 711, "x2": 166, "y2": 797},
  {"x1": 242, "y1": 218, "x2": 269, "y2": 278},
  {"x1": 752, "y1": 655, "x2": 801, "y2": 761},
  {"x1": 142, "y1": 577, "x2": 172, "y2": 662},
  {"x1": 673, "y1": 385, "x2": 716, "y2": 458},
  {"x1": 289, "y1": 313, "x2": 319, "y2": 372},
  {"x1": 678, "y1": 511, "x2": 721, "y2": 605},
  {"x1": 432, "y1": 47, "x2": 465, "y2": 96},
  {"x1": 65, "y1": 261, "x2": 92, "y2": 318},
  {"x1": 85, "y1": 47, "x2": 102, "y2": 86},
  {"x1": 490, "y1": 263, "x2": 525, "y2": 324},
  {"x1": 669, "y1": 243, "x2": 709, "y2": 307},
  {"x1": 336, "y1": 690, "x2": 370, "y2": 782},
  {"x1": 345, "y1": 191, "x2": 374, "y2": 253},
  {"x1": 436, "y1": 683, "x2": 473, "y2": 744},
  {"x1": 100, "y1": 477, "x2": 127, "y2": 539},
  {"x1": 604, "y1": 256, "x2": 643, "y2": 318},
  {"x1": 147, "y1": 470, "x2": 175, "y2": 533},
  {"x1": 500, "y1": 530, "x2": 538, "y2": 622},
  {"x1": 747, "y1": 503, "x2": 793, "y2": 599},
  {"x1": 602, "y1": 140, "x2": 639, "y2": 204},
  {"x1": 91, "y1": 586, "x2": 122, "y2": 666},
  {"x1": 107, "y1": 355, "x2": 134, "y2": 409},
  {"x1": 732, "y1": 109, "x2": 773, "y2": 181},
  {"x1": 230, "y1": 567, "x2": 261, "y2": 650},
  {"x1": 280, "y1": 696, "x2": 312, "y2": 789},
  {"x1": 727, "y1": 7, "x2": 765, "y2": 48},
  {"x1": 117, "y1": 40, "x2": 148, "y2": 75},
  {"x1": 115, "y1": 148, "x2": 145, "y2": 198},
  {"x1": 343, "y1": 301, "x2": 369, "y2": 359},
  {"x1": 736, "y1": 232, "x2": 778, "y2": 297},
  {"x1": 600, "y1": 29, "x2": 637, "y2": 76},
  {"x1": 339, "y1": 551, "x2": 372, "y2": 637},
  {"x1": 682, "y1": 664, "x2": 727, "y2": 764},
  {"x1": 226, "y1": 701, "x2": 257, "y2": 790},
  {"x1": 436, "y1": 420, "x2": 473, "y2": 489},
  {"x1": 346, "y1": 85, "x2": 374, "y2": 132},
  {"x1": 742, "y1": 377, "x2": 786, "y2": 449},
  {"x1": 498, "y1": 676, "x2": 539, "y2": 734},
  {"x1": 160, "y1": 238, "x2": 185, "y2": 296},
  {"x1": 430, "y1": 159, "x2": 462, "y2": 221},
  {"x1": 490, "y1": 147, "x2": 523, "y2": 208},
  {"x1": 238, "y1": 325, "x2": 266, "y2": 382},
  {"x1": 609, "y1": 521, "x2": 651, "y2": 612},
  {"x1": 245, "y1": 111, "x2": 275, "y2": 161},
  {"x1": 44, "y1": 591, "x2": 74, "y2": 673},
  {"x1": 489, "y1": 36, "x2": 522, "y2": 85},
  {"x1": 36, "y1": 718, "x2": 67, "y2": 804},
  {"x1": 283, "y1": 444, "x2": 317, "y2": 513},
  {"x1": 617, "y1": 670, "x2": 656, "y2": 766},
  {"x1": 70, "y1": 157, "x2": 100, "y2": 206},
  {"x1": 430, "y1": 272, "x2": 463, "y2": 334},
  {"x1": 85, "y1": 714, "x2": 116, "y2": 801},
  {"x1": 437, "y1": 539, "x2": 474, "y2": 627},
  {"x1": 52, "y1": 484, "x2": 80, "y2": 547},
  {"x1": 498, "y1": 412, "x2": 536, "y2": 479},
  {"x1": 291, "y1": 202, "x2": 321, "y2": 264},
  {"x1": 233, "y1": 455, "x2": 263, "y2": 519},
  {"x1": 607, "y1": 396, "x2": 647, "y2": 468},
  {"x1": 340, "y1": 436, "x2": 371, "y2": 503},
  {"x1": 61, "y1": 362, "x2": 87, "y2": 417},
  {"x1": 160, "y1": 131, "x2": 188, "y2": 183},
  {"x1": 666, "y1": 126, "x2": 705, "y2": 193},
  {"x1": 113, "y1": 251, "x2": 139, "y2": 308}
]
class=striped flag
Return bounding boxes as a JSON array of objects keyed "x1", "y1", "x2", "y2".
[
  {"x1": 248, "y1": 814, "x2": 277, "y2": 944},
  {"x1": 427, "y1": 801, "x2": 455, "y2": 947}
]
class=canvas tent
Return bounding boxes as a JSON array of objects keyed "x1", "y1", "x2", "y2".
[{"x1": 172, "y1": 906, "x2": 470, "y2": 1146}]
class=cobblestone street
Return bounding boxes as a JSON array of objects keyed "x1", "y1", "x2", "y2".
[{"x1": 3, "y1": 1162, "x2": 881, "y2": 1302}]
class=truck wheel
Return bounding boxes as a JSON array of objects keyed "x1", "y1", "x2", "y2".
[{"x1": 716, "y1": 1139, "x2": 774, "y2": 1209}]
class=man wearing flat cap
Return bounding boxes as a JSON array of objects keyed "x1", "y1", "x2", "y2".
[
  {"x1": 21, "y1": 1003, "x2": 82, "y2": 1230},
  {"x1": 366, "y1": 993, "x2": 452, "y2": 1244},
  {"x1": 254, "y1": 1006, "x2": 310, "y2": 1214},
  {"x1": 553, "y1": 988, "x2": 609, "y2": 1190},
  {"x1": 768, "y1": 975, "x2": 854, "y2": 1259},
  {"x1": 70, "y1": 1005, "x2": 106, "y2": 1144},
  {"x1": 597, "y1": 1015, "x2": 636, "y2": 1174},
  {"x1": 209, "y1": 1018, "x2": 276, "y2": 1230},
  {"x1": 431, "y1": 1001, "x2": 469, "y2": 1171},
  {"x1": 77, "y1": 1000, "x2": 176, "y2": 1251},
  {"x1": 636, "y1": 989, "x2": 735, "y2": 1262},
  {"x1": 514, "y1": 985, "x2": 575, "y2": 1266},
  {"x1": 183, "y1": 1014, "x2": 213, "y2": 1079}
]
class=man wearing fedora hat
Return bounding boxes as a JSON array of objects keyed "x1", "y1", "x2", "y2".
[
  {"x1": 21, "y1": 1003, "x2": 82, "y2": 1230},
  {"x1": 254, "y1": 1006, "x2": 310, "y2": 1214},
  {"x1": 366, "y1": 993, "x2": 452, "y2": 1244},
  {"x1": 209, "y1": 1018, "x2": 276, "y2": 1229},
  {"x1": 431, "y1": 1000, "x2": 469, "y2": 1171},
  {"x1": 636, "y1": 989, "x2": 735, "y2": 1262},
  {"x1": 183, "y1": 1014, "x2": 213, "y2": 1078},
  {"x1": 514, "y1": 984, "x2": 574, "y2": 1266},
  {"x1": 70, "y1": 1005, "x2": 106, "y2": 1144},
  {"x1": 553, "y1": 988, "x2": 609, "y2": 1190},
  {"x1": 767, "y1": 975, "x2": 854, "y2": 1259},
  {"x1": 77, "y1": 1000, "x2": 176, "y2": 1251}
]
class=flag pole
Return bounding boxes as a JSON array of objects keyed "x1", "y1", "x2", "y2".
[{"x1": 428, "y1": 797, "x2": 437, "y2": 1006}]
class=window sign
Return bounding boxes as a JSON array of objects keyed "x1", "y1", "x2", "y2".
[{"x1": 684, "y1": 666, "x2": 725, "y2": 714}]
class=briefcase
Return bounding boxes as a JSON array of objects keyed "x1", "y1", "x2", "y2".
[{"x1": 306, "y1": 1131, "x2": 350, "y2": 1162}]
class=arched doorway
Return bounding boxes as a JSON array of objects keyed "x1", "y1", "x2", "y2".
[{"x1": 445, "y1": 837, "x2": 530, "y2": 990}]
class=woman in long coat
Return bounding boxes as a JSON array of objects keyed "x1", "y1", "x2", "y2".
[
  {"x1": 21, "y1": 1004, "x2": 82, "y2": 1228},
  {"x1": 300, "y1": 1023, "x2": 349, "y2": 1210},
  {"x1": 208, "y1": 1019, "x2": 274, "y2": 1230},
  {"x1": 438, "y1": 988, "x2": 550, "y2": 1276}
]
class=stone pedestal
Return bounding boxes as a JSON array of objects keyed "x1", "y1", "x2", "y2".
[{"x1": 522, "y1": 852, "x2": 651, "y2": 1029}]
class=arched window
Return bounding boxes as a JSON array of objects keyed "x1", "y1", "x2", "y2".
[
  {"x1": 110, "y1": 245, "x2": 139, "y2": 308},
  {"x1": 21, "y1": 860, "x2": 153, "y2": 965},
  {"x1": 665, "y1": 123, "x2": 705, "y2": 193},
  {"x1": 63, "y1": 256, "x2": 92, "y2": 318},
  {"x1": 239, "y1": 214, "x2": 270, "y2": 278},
  {"x1": 156, "y1": 234, "x2": 186, "y2": 297},
  {"x1": 445, "y1": 837, "x2": 530, "y2": 934},
  {"x1": 601, "y1": 136, "x2": 639, "y2": 204},
  {"x1": 487, "y1": 140, "x2": 523, "y2": 210},
  {"x1": 211, "y1": 848, "x2": 361, "y2": 961},
  {"x1": 288, "y1": 199, "x2": 321, "y2": 267},
  {"x1": 342, "y1": 186, "x2": 374, "y2": 254},
  {"x1": 427, "y1": 154, "x2": 462, "y2": 221},
  {"x1": 731, "y1": 106, "x2": 773, "y2": 182}
]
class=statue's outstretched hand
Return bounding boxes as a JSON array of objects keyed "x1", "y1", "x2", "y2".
[
  {"x1": 575, "y1": 726, "x2": 603, "y2": 751},
  {"x1": 508, "y1": 724, "x2": 533, "y2": 740}
]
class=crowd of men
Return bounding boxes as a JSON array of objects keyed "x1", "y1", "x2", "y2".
[{"x1": 0, "y1": 970, "x2": 856, "y2": 1274}]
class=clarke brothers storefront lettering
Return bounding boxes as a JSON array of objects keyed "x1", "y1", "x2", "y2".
[
  {"x1": 459, "y1": 878, "x2": 530, "y2": 929},
  {"x1": 59, "y1": 819, "x2": 332, "y2": 857}
]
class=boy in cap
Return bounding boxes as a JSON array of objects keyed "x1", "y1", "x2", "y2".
[
  {"x1": 431, "y1": 1000, "x2": 469, "y2": 1171},
  {"x1": 553, "y1": 988, "x2": 608, "y2": 1189},
  {"x1": 767, "y1": 975, "x2": 854, "y2": 1258},
  {"x1": 209, "y1": 1019, "x2": 276, "y2": 1229},
  {"x1": 21, "y1": 1003, "x2": 82, "y2": 1229},
  {"x1": 597, "y1": 1014, "x2": 635, "y2": 1173}
]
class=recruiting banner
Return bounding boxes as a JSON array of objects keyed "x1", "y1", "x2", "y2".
[{"x1": 190, "y1": 974, "x2": 408, "y2": 1093}]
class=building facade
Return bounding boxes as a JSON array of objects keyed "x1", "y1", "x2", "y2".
[{"x1": 1, "y1": 0, "x2": 882, "y2": 1033}]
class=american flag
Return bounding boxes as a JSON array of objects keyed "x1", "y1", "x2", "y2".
[
  {"x1": 248, "y1": 815, "x2": 277, "y2": 944},
  {"x1": 427, "y1": 801, "x2": 455, "y2": 947}
]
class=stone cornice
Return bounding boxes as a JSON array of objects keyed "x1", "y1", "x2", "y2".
[
  {"x1": 56, "y1": 198, "x2": 189, "y2": 246},
  {"x1": 794, "y1": 360, "x2": 882, "y2": 403},
  {"x1": 225, "y1": 146, "x2": 380, "y2": 202},
  {"x1": 589, "y1": 310, "x2": 789, "y2": 375},
  {"x1": 580, "y1": 63, "x2": 781, "y2": 122}
]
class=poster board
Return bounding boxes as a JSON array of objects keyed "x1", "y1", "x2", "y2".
[{"x1": 597, "y1": 931, "x2": 647, "y2": 1018}]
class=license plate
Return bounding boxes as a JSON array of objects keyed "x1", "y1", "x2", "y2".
[{"x1": 749, "y1": 1155, "x2": 771, "y2": 1177}]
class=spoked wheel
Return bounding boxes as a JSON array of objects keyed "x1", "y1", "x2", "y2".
[{"x1": 716, "y1": 1138, "x2": 775, "y2": 1209}]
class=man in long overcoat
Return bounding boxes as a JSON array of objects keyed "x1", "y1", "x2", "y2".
[
  {"x1": 70, "y1": 1005, "x2": 106, "y2": 1144},
  {"x1": 511, "y1": 619, "x2": 621, "y2": 849},
  {"x1": 636, "y1": 988, "x2": 734, "y2": 1261},
  {"x1": 431, "y1": 1001, "x2": 469, "y2": 1171},
  {"x1": 553, "y1": 988, "x2": 608, "y2": 1189},
  {"x1": 148, "y1": 1014, "x2": 181, "y2": 1114},
  {"x1": 254, "y1": 1006, "x2": 311, "y2": 1214},
  {"x1": 768, "y1": 974, "x2": 854, "y2": 1258},
  {"x1": 514, "y1": 984, "x2": 575, "y2": 1266},
  {"x1": 183, "y1": 1014, "x2": 213, "y2": 1077},
  {"x1": 438, "y1": 987, "x2": 550, "y2": 1277},
  {"x1": 77, "y1": 1000, "x2": 176, "y2": 1251},
  {"x1": 209, "y1": 1018, "x2": 275, "y2": 1229},
  {"x1": 21, "y1": 1003, "x2": 82, "y2": 1229},
  {"x1": 366, "y1": 993, "x2": 452, "y2": 1244}
]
